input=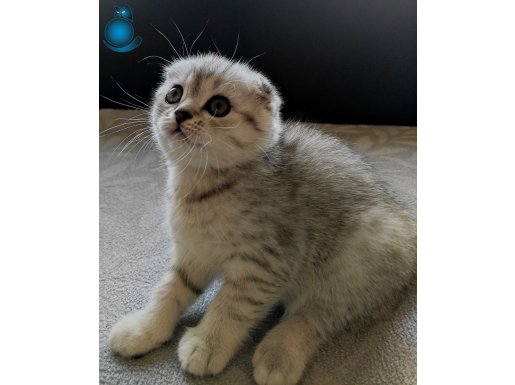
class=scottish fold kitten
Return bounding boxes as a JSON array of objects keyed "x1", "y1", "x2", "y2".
[{"x1": 109, "y1": 54, "x2": 416, "y2": 385}]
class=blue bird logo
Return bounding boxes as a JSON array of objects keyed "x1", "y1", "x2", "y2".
[{"x1": 104, "y1": 4, "x2": 142, "y2": 53}]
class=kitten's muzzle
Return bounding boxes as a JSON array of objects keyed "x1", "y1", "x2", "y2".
[{"x1": 175, "y1": 109, "x2": 192, "y2": 125}]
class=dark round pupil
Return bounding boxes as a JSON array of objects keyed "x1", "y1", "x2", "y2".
[
  {"x1": 206, "y1": 96, "x2": 230, "y2": 117},
  {"x1": 213, "y1": 100, "x2": 225, "y2": 111}
]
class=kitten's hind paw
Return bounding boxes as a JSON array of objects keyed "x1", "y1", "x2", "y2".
[
  {"x1": 108, "y1": 309, "x2": 172, "y2": 358},
  {"x1": 252, "y1": 341, "x2": 306, "y2": 385}
]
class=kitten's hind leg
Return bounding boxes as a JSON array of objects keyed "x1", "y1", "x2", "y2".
[
  {"x1": 109, "y1": 262, "x2": 211, "y2": 358},
  {"x1": 252, "y1": 308, "x2": 332, "y2": 385}
]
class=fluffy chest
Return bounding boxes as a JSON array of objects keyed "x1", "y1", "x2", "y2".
[{"x1": 171, "y1": 194, "x2": 249, "y2": 258}]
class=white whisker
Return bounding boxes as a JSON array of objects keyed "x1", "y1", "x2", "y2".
[
  {"x1": 246, "y1": 52, "x2": 266, "y2": 65},
  {"x1": 101, "y1": 95, "x2": 148, "y2": 112},
  {"x1": 180, "y1": 146, "x2": 209, "y2": 204},
  {"x1": 100, "y1": 121, "x2": 149, "y2": 137},
  {"x1": 101, "y1": 118, "x2": 147, "y2": 133},
  {"x1": 171, "y1": 19, "x2": 188, "y2": 57},
  {"x1": 172, "y1": 142, "x2": 196, "y2": 179},
  {"x1": 211, "y1": 38, "x2": 221, "y2": 55},
  {"x1": 173, "y1": 135, "x2": 198, "y2": 163},
  {"x1": 118, "y1": 129, "x2": 151, "y2": 157},
  {"x1": 111, "y1": 77, "x2": 150, "y2": 108},
  {"x1": 138, "y1": 55, "x2": 172, "y2": 64},
  {"x1": 107, "y1": 127, "x2": 149, "y2": 163},
  {"x1": 189, "y1": 20, "x2": 209, "y2": 56},
  {"x1": 230, "y1": 31, "x2": 240, "y2": 61},
  {"x1": 215, "y1": 121, "x2": 242, "y2": 130},
  {"x1": 135, "y1": 134, "x2": 154, "y2": 161},
  {"x1": 112, "y1": 112, "x2": 149, "y2": 122},
  {"x1": 201, "y1": 133, "x2": 213, "y2": 150},
  {"x1": 115, "y1": 97, "x2": 148, "y2": 111},
  {"x1": 151, "y1": 24, "x2": 182, "y2": 58}
]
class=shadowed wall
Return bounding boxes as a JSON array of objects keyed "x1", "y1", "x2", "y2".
[{"x1": 100, "y1": 0, "x2": 416, "y2": 125}]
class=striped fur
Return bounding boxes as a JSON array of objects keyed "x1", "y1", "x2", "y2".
[{"x1": 109, "y1": 54, "x2": 416, "y2": 385}]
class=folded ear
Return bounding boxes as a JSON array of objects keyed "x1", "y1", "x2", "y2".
[{"x1": 256, "y1": 80, "x2": 282, "y2": 116}]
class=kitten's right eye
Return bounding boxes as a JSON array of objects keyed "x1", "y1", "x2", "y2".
[{"x1": 165, "y1": 86, "x2": 183, "y2": 104}]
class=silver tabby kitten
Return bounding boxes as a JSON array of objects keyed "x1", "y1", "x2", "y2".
[{"x1": 109, "y1": 54, "x2": 416, "y2": 385}]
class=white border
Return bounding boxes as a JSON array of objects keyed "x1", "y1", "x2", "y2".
[
  {"x1": 0, "y1": 1, "x2": 98, "y2": 384},
  {"x1": 419, "y1": 0, "x2": 515, "y2": 384}
]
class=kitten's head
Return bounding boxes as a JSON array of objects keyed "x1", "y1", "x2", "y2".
[{"x1": 151, "y1": 54, "x2": 282, "y2": 169}]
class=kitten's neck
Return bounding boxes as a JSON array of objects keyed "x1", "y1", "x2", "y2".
[{"x1": 169, "y1": 160, "x2": 258, "y2": 202}]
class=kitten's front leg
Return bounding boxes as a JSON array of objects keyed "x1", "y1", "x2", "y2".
[
  {"x1": 178, "y1": 267, "x2": 282, "y2": 376},
  {"x1": 109, "y1": 261, "x2": 210, "y2": 358}
]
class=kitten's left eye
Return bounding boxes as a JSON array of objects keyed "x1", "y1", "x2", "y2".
[
  {"x1": 165, "y1": 85, "x2": 183, "y2": 104},
  {"x1": 205, "y1": 95, "x2": 231, "y2": 117}
]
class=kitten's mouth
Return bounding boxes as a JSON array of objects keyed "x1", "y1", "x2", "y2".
[
  {"x1": 170, "y1": 126, "x2": 187, "y2": 141},
  {"x1": 169, "y1": 125, "x2": 200, "y2": 147}
]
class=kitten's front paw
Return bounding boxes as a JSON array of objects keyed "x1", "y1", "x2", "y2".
[
  {"x1": 109, "y1": 309, "x2": 172, "y2": 358},
  {"x1": 177, "y1": 327, "x2": 231, "y2": 376},
  {"x1": 252, "y1": 340, "x2": 306, "y2": 385}
]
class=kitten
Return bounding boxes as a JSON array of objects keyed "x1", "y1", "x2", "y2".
[{"x1": 108, "y1": 54, "x2": 416, "y2": 385}]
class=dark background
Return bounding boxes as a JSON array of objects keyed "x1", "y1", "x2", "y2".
[{"x1": 100, "y1": 0, "x2": 416, "y2": 126}]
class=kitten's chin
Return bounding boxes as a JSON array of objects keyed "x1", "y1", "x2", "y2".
[
  {"x1": 170, "y1": 128, "x2": 187, "y2": 141},
  {"x1": 166, "y1": 148, "x2": 251, "y2": 171}
]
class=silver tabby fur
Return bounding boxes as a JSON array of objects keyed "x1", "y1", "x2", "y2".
[{"x1": 109, "y1": 54, "x2": 416, "y2": 385}]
